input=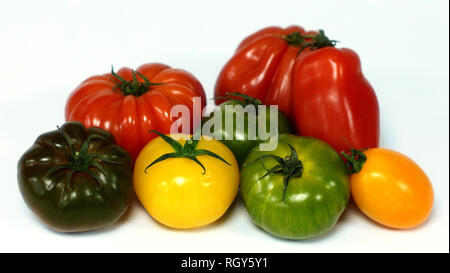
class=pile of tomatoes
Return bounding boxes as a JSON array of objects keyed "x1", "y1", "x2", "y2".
[{"x1": 17, "y1": 26, "x2": 433, "y2": 239}]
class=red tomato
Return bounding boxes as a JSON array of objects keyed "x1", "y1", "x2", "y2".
[
  {"x1": 215, "y1": 26, "x2": 379, "y2": 153},
  {"x1": 65, "y1": 63, "x2": 206, "y2": 160},
  {"x1": 214, "y1": 26, "x2": 316, "y2": 116},
  {"x1": 292, "y1": 46, "x2": 379, "y2": 153}
]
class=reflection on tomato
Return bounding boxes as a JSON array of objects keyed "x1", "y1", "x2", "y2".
[
  {"x1": 241, "y1": 134, "x2": 350, "y2": 239},
  {"x1": 134, "y1": 132, "x2": 239, "y2": 229},
  {"x1": 66, "y1": 63, "x2": 206, "y2": 160},
  {"x1": 215, "y1": 26, "x2": 379, "y2": 153}
]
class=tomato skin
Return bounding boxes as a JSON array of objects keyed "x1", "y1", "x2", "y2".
[
  {"x1": 17, "y1": 122, "x2": 133, "y2": 232},
  {"x1": 292, "y1": 47, "x2": 379, "y2": 153},
  {"x1": 202, "y1": 99, "x2": 292, "y2": 166},
  {"x1": 215, "y1": 26, "x2": 312, "y2": 116},
  {"x1": 65, "y1": 63, "x2": 206, "y2": 160},
  {"x1": 133, "y1": 135, "x2": 239, "y2": 229},
  {"x1": 240, "y1": 134, "x2": 350, "y2": 239},
  {"x1": 350, "y1": 148, "x2": 434, "y2": 229},
  {"x1": 216, "y1": 26, "x2": 379, "y2": 153}
]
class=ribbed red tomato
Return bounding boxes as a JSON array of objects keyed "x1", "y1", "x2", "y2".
[
  {"x1": 214, "y1": 26, "x2": 316, "y2": 116},
  {"x1": 291, "y1": 46, "x2": 379, "y2": 153},
  {"x1": 65, "y1": 63, "x2": 206, "y2": 160},
  {"x1": 215, "y1": 26, "x2": 379, "y2": 153}
]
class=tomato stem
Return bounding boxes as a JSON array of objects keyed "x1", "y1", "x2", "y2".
[
  {"x1": 110, "y1": 66, "x2": 164, "y2": 97},
  {"x1": 298, "y1": 29, "x2": 338, "y2": 55},
  {"x1": 249, "y1": 144, "x2": 303, "y2": 202},
  {"x1": 144, "y1": 130, "x2": 231, "y2": 175},
  {"x1": 212, "y1": 92, "x2": 263, "y2": 115},
  {"x1": 282, "y1": 31, "x2": 307, "y2": 47},
  {"x1": 340, "y1": 139, "x2": 368, "y2": 174},
  {"x1": 212, "y1": 92, "x2": 262, "y2": 107},
  {"x1": 282, "y1": 29, "x2": 338, "y2": 55},
  {"x1": 45, "y1": 126, "x2": 122, "y2": 191}
]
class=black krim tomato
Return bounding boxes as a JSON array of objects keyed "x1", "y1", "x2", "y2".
[
  {"x1": 17, "y1": 121, "x2": 133, "y2": 232},
  {"x1": 202, "y1": 92, "x2": 292, "y2": 166},
  {"x1": 240, "y1": 134, "x2": 350, "y2": 239}
]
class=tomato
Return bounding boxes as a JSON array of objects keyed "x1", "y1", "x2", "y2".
[
  {"x1": 17, "y1": 122, "x2": 133, "y2": 232},
  {"x1": 133, "y1": 131, "x2": 239, "y2": 229},
  {"x1": 202, "y1": 92, "x2": 292, "y2": 166},
  {"x1": 241, "y1": 134, "x2": 350, "y2": 239},
  {"x1": 215, "y1": 26, "x2": 379, "y2": 153},
  {"x1": 343, "y1": 148, "x2": 434, "y2": 229},
  {"x1": 65, "y1": 63, "x2": 206, "y2": 160},
  {"x1": 292, "y1": 39, "x2": 379, "y2": 153},
  {"x1": 215, "y1": 26, "x2": 315, "y2": 117}
]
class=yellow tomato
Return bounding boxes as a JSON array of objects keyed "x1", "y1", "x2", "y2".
[
  {"x1": 134, "y1": 133, "x2": 239, "y2": 229},
  {"x1": 349, "y1": 148, "x2": 434, "y2": 229}
]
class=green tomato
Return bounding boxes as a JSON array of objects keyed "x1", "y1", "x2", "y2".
[
  {"x1": 17, "y1": 122, "x2": 133, "y2": 232},
  {"x1": 202, "y1": 93, "x2": 292, "y2": 166},
  {"x1": 240, "y1": 134, "x2": 350, "y2": 239}
]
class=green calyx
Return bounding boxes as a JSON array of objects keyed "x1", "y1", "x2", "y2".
[
  {"x1": 145, "y1": 130, "x2": 231, "y2": 175},
  {"x1": 282, "y1": 29, "x2": 338, "y2": 55},
  {"x1": 283, "y1": 31, "x2": 307, "y2": 47},
  {"x1": 111, "y1": 66, "x2": 163, "y2": 97},
  {"x1": 212, "y1": 92, "x2": 263, "y2": 115},
  {"x1": 341, "y1": 148, "x2": 367, "y2": 174},
  {"x1": 251, "y1": 144, "x2": 303, "y2": 202},
  {"x1": 340, "y1": 139, "x2": 368, "y2": 174},
  {"x1": 45, "y1": 126, "x2": 121, "y2": 191},
  {"x1": 213, "y1": 92, "x2": 262, "y2": 107}
]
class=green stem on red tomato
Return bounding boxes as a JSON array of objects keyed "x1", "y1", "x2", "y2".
[
  {"x1": 110, "y1": 66, "x2": 164, "y2": 97},
  {"x1": 282, "y1": 29, "x2": 338, "y2": 55},
  {"x1": 282, "y1": 31, "x2": 307, "y2": 47}
]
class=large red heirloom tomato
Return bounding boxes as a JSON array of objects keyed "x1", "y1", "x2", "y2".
[
  {"x1": 215, "y1": 26, "x2": 379, "y2": 153},
  {"x1": 65, "y1": 63, "x2": 206, "y2": 160},
  {"x1": 215, "y1": 26, "x2": 313, "y2": 116}
]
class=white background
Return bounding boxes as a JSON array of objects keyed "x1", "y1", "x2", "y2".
[{"x1": 0, "y1": 0, "x2": 448, "y2": 253}]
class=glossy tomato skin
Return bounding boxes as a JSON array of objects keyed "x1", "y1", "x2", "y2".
[
  {"x1": 216, "y1": 26, "x2": 379, "y2": 153},
  {"x1": 292, "y1": 47, "x2": 379, "y2": 153},
  {"x1": 350, "y1": 148, "x2": 434, "y2": 229},
  {"x1": 241, "y1": 134, "x2": 350, "y2": 239},
  {"x1": 215, "y1": 26, "x2": 315, "y2": 117},
  {"x1": 65, "y1": 63, "x2": 206, "y2": 160},
  {"x1": 134, "y1": 135, "x2": 239, "y2": 229},
  {"x1": 202, "y1": 100, "x2": 292, "y2": 166},
  {"x1": 17, "y1": 122, "x2": 133, "y2": 232}
]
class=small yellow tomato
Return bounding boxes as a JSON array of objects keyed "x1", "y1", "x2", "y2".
[
  {"x1": 346, "y1": 148, "x2": 434, "y2": 229},
  {"x1": 134, "y1": 132, "x2": 239, "y2": 229}
]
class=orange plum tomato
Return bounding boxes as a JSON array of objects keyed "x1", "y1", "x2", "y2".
[{"x1": 345, "y1": 148, "x2": 434, "y2": 229}]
